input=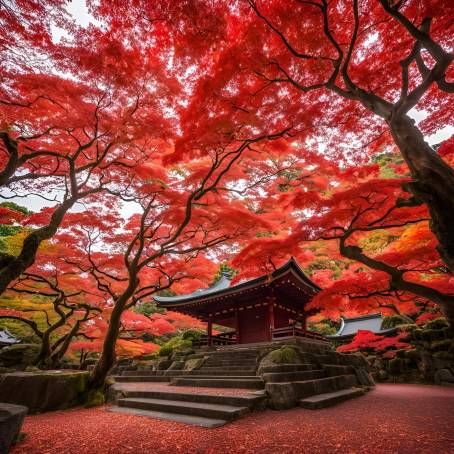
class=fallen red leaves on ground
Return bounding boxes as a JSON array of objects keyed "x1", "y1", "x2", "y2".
[{"x1": 12, "y1": 384, "x2": 454, "y2": 454}]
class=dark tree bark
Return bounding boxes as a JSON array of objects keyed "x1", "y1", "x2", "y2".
[
  {"x1": 89, "y1": 281, "x2": 137, "y2": 389},
  {"x1": 339, "y1": 236, "x2": 454, "y2": 328},
  {"x1": 388, "y1": 114, "x2": 454, "y2": 273}
]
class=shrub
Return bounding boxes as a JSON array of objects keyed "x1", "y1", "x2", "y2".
[
  {"x1": 158, "y1": 337, "x2": 192, "y2": 357},
  {"x1": 182, "y1": 329, "x2": 203, "y2": 342}
]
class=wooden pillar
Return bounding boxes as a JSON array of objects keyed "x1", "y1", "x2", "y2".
[
  {"x1": 268, "y1": 300, "x2": 275, "y2": 341},
  {"x1": 235, "y1": 309, "x2": 240, "y2": 344},
  {"x1": 207, "y1": 315, "x2": 212, "y2": 346}
]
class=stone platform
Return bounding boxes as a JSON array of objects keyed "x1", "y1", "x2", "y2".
[{"x1": 108, "y1": 339, "x2": 373, "y2": 426}]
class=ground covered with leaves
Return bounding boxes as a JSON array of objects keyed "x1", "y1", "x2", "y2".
[{"x1": 12, "y1": 384, "x2": 454, "y2": 454}]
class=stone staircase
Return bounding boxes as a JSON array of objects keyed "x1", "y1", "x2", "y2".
[
  {"x1": 109, "y1": 389, "x2": 266, "y2": 428},
  {"x1": 109, "y1": 339, "x2": 373, "y2": 426},
  {"x1": 170, "y1": 349, "x2": 263, "y2": 389}
]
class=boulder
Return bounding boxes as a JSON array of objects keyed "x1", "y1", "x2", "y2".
[
  {"x1": 85, "y1": 389, "x2": 105, "y2": 408},
  {"x1": 0, "y1": 344, "x2": 40, "y2": 368},
  {"x1": 156, "y1": 358, "x2": 172, "y2": 370},
  {"x1": 352, "y1": 366, "x2": 375, "y2": 387},
  {"x1": 377, "y1": 369, "x2": 389, "y2": 381},
  {"x1": 184, "y1": 357, "x2": 205, "y2": 371},
  {"x1": 0, "y1": 371, "x2": 89, "y2": 413},
  {"x1": 265, "y1": 382, "x2": 298, "y2": 410},
  {"x1": 0, "y1": 403, "x2": 27, "y2": 454},
  {"x1": 170, "y1": 346, "x2": 194, "y2": 361},
  {"x1": 258, "y1": 346, "x2": 302, "y2": 374},
  {"x1": 434, "y1": 368, "x2": 454, "y2": 385},
  {"x1": 168, "y1": 360, "x2": 185, "y2": 370},
  {"x1": 340, "y1": 353, "x2": 370, "y2": 368},
  {"x1": 430, "y1": 339, "x2": 452, "y2": 352}
]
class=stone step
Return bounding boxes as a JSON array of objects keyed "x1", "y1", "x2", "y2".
[
  {"x1": 292, "y1": 374, "x2": 359, "y2": 398},
  {"x1": 170, "y1": 377, "x2": 265, "y2": 389},
  {"x1": 188, "y1": 369, "x2": 257, "y2": 376},
  {"x1": 203, "y1": 350, "x2": 259, "y2": 356},
  {"x1": 259, "y1": 364, "x2": 316, "y2": 374},
  {"x1": 203, "y1": 360, "x2": 257, "y2": 367},
  {"x1": 262, "y1": 369, "x2": 325, "y2": 383},
  {"x1": 299, "y1": 387, "x2": 365, "y2": 409},
  {"x1": 113, "y1": 375, "x2": 170, "y2": 383},
  {"x1": 108, "y1": 406, "x2": 228, "y2": 428},
  {"x1": 123, "y1": 390, "x2": 265, "y2": 409},
  {"x1": 120, "y1": 369, "x2": 258, "y2": 378},
  {"x1": 118, "y1": 397, "x2": 249, "y2": 420},
  {"x1": 204, "y1": 356, "x2": 257, "y2": 361},
  {"x1": 115, "y1": 373, "x2": 260, "y2": 382},
  {"x1": 122, "y1": 370, "x2": 157, "y2": 376}
]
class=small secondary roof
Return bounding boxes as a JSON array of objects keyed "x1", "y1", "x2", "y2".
[
  {"x1": 0, "y1": 329, "x2": 21, "y2": 346},
  {"x1": 326, "y1": 313, "x2": 396, "y2": 340}
]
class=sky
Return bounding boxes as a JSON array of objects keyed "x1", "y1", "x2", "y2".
[{"x1": 4, "y1": 0, "x2": 454, "y2": 216}]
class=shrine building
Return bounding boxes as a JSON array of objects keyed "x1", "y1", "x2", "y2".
[{"x1": 154, "y1": 258, "x2": 325, "y2": 345}]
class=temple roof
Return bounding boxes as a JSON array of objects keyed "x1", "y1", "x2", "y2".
[
  {"x1": 326, "y1": 313, "x2": 396, "y2": 340},
  {"x1": 154, "y1": 257, "x2": 320, "y2": 312}
]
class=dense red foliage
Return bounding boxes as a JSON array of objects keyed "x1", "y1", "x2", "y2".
[
  {"x1": 1, "y1": 0, "x2": 453, "y2": 365},
  {"x1": 337, "y1": 330, "x2": 411, "y2": 357}
]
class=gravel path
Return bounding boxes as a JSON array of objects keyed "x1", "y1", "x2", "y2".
[{"x1": 11, "y1": 384, "x2": 454, "y2": 454}]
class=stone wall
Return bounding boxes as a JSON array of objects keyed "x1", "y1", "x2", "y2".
[{"x1": 366, "y1": 318, "x2": 454, "y2": 385}]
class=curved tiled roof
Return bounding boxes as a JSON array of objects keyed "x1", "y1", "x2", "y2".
[
  {"x1": 154, "y1": 257, "x2": 320, "y2": 307},
  {"x1": 326, "y1": 313, "x2": 396, "y2": 339}
]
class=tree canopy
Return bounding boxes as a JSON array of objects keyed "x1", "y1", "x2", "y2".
[{"x1": 0, "y1": 0, "x2": 452, "y2": 386}]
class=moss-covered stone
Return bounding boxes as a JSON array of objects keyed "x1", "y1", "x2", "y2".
[
  {"x1": 0, "y1": 344, "x2": 40, "y2": 368},
  {"x1": 429, "y1": 339, "x2": 452, "y2": 352},
  {"x1": 257, "y1": 346, "x2": 303, "y2": 375},
  {"x1": 432, "y1": 351, "x2": 453, "y2": 360},
  {"x1": 168, "y1": 360, "x2": 185, "y2": 370},
  {"x1": 85, "y1": 389, "x2": 105, "y2": 408},
  {"x1": 0, "y1": 371, "x2": 90, "y2": 413},
  {"x1": 269, "y1": 347, "x2": 299, "y2": 364},
  {"x1": 184, "y1": 357, "x2": 205, "y2": 371},
  {"x1": 158, "y1": 337, "x2": 192, "y2": 357}
]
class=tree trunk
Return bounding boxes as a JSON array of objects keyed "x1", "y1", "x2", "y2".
[
  {"x1": 89, "y1": 281, "x2": 137, "y2": 389},
  {"x1": 0, "y1": 199, "x2": 74, "y2": 295},
  {"x1": 388, "y1": 114, "x2": 454, "y2": 274},
  {"x1": 50, "y1": 321, "x2": 81, "y2": 368},
  {"x1": 35, "y1": 333, "x2": 51, "y2": 366},
  {"x1": 89, "y1": 310, "x2": 122, "y2": 388}
]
